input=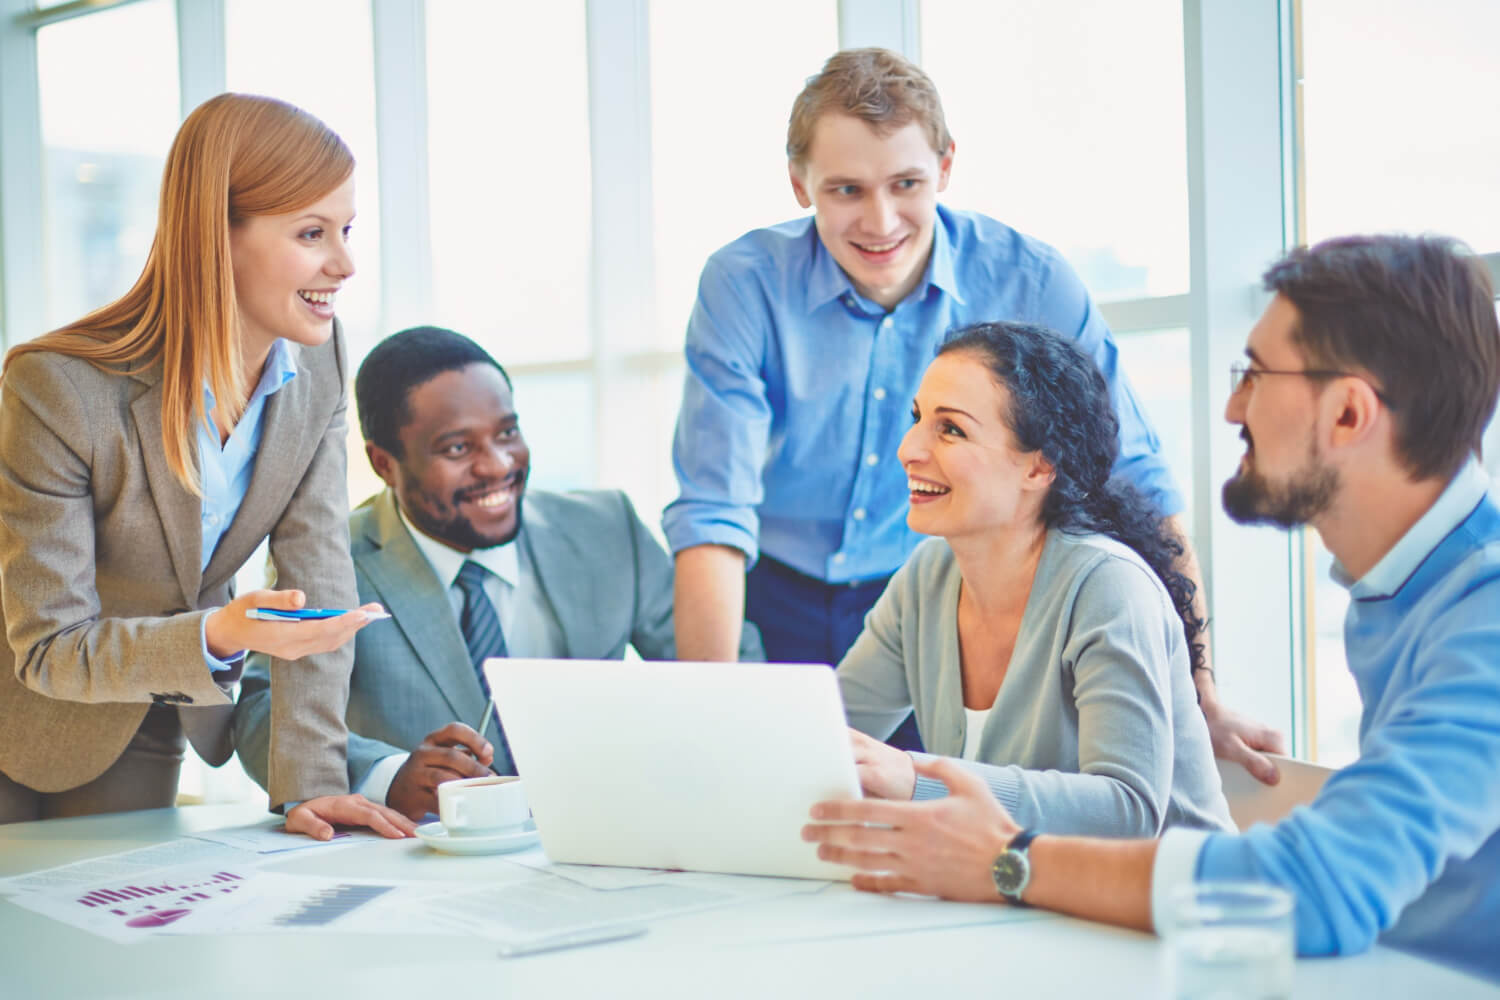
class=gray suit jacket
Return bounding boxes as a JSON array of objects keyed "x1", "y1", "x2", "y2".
[
  {"x1": 0, "y1": 329, "x2": 359, "y2": 804},
  {"x1": 235, "y1": 487, "x2": 762, "y2": 790}
]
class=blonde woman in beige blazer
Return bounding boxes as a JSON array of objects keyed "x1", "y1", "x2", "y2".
[{"x1": 0, "y1": 94, "x2": 412, "y2": 840}]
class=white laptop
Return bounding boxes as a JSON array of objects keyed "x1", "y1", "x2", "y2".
[{"x1": 483, "y1": 658, "x2": 861, "y2": 880}]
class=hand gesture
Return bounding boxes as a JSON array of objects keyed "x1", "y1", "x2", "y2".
[
  {"x1": 804, "y1": 755, "x2": 1020, "y2": 902},
  {"x1": 387, "y1": 723, "x2": 496, "y2": 820},
  {"x1": 205, "y1": 588, "x2": 384, "y2": 661}
]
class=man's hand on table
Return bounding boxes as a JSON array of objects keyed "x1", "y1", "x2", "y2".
[
  {"x1": 286, "y1": 794, "x2": 418, "y2": 840},
  {"x1": 387, "y1": 723, "x2": 495, "y2": 821},
  {"x1": 804, "y1": 756, "x2": 1019, "y2": 902}
]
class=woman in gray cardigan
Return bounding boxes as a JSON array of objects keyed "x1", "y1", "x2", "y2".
[{"x1": 837, "y1": 322, "x2": 1233, "y2": 836}]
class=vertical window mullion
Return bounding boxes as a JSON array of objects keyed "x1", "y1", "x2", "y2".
[
  {"x1": 1183, "y1": 0, "x2": 1298, "y2": 745},
  {"x1": 0, "y1": 0, "x2": 45, "y2": 349},
  {"x1": 838, "y1": 0, "x2": 918, "y2": 58},
  {"x1": 175, "y1": 0, "x2": 225, "y2": 119},
  {"x1": 371, "y1": 0, "x2": 433, "y2": 339},
  {"x1": 585, "y1": 0, "x2": 654, "y2": 492}
]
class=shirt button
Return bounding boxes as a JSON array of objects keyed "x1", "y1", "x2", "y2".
[
  {"x1": 873, "y1": 387, "x2": 887, "y2": 401},
  {"x1": 865, "y1": 453, "x2": 879, "y2": 467},
  {"x1": 832, "y1": 553, "x2": 847, "y2": 565},
  {"x1": 852, "y1": 508, "x2": 867, "y2": 521},
  {"x1": 881, "y1": 317, "x2": 893, "y2": 329}
]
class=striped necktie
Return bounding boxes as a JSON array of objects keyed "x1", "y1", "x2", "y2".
[{"x1": 455, "y1": 559, "x2": 511, "y2": 770}]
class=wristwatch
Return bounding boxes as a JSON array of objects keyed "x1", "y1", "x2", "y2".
[{"x1": 991, "y1": 828, "x2": 1039, "y2": 903}]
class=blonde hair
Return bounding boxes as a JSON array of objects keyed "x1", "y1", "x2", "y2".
[
  {"x1": 4, "y1": 93, "x2": 353, "y2": 494},
  {"x1": 787, "y1": 48, "x2": 953, "y2": 165}
]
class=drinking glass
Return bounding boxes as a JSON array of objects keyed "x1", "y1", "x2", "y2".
[{"x1": 1164, "y1": 881, "x2": 1294, "y2": 1000}]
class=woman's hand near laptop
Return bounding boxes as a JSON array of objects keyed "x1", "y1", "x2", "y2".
[{"x1": 850, "y1": 728, "x2": 918, "y2": 800}]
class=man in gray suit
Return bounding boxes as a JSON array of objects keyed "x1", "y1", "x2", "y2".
[{"x1": 235, "y1": 326, "x2": 760, "y2": 819}]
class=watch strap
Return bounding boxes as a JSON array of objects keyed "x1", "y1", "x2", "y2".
[
  {"x1": 1008, "y1": 828, "x2": 1040, "y2": 854},
  {"x1": 992, "y1": 828, "x2": 1039, "y2": 903}
]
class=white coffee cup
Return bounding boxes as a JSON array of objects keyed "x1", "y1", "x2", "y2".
[{"x1": 437, "y1": 775, "x2": 529, "y2": 836}]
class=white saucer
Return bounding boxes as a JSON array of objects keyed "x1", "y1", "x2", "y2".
[{"x1": 415, "y1": 819, "x2": 540, "y2": 856}]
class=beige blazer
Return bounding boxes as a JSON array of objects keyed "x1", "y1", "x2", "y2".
[{"x1": 0, "y1": 327, "x2": 359, "y2": 806}]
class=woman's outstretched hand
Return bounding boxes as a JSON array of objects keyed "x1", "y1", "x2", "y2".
[{"x1": 205, "y1": 588, "x2": 384, "y2": 661}]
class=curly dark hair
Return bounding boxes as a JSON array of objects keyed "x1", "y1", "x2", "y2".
[{"x1": 937, "y1": 322, "x2": 1205, "y2": 674}]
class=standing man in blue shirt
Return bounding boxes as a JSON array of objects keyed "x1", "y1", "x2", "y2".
[
  {"x1": 665, "y1": 47, "x2": 1278, "y2": 772},
  {"x1": 804, "y1": 233, "x2": 1500, "y2": 984}
]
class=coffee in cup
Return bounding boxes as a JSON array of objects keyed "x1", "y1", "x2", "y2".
[{"x1": 437, "y1": 775, "x2": 530, "y2": 836}]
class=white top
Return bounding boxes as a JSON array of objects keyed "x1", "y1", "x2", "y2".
[{"x1": 961, "y1": 706, "x2": 993, "y2": 762}]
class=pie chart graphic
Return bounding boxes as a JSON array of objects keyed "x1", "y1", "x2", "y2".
[{"x1": 125, "y1": 909, "x2": 192, "y2": 928}]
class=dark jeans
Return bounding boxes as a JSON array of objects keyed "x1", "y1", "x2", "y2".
[{"x1": 746, "y1": 555, "x2": 924, "y2": 752}]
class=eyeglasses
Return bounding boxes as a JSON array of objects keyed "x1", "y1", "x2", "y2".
[{"x1": 1228, "y1": 362, "x2": 1394, "y2": 406}]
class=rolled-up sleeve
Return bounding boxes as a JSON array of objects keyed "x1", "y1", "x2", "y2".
[{"x1": 662, "y1": 257, "x2": 774, "y2": 564}]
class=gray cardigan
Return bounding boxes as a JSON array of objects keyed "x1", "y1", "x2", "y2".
[{"x1": 837, "y1": 531, "x2": 1234, "y2": 836}]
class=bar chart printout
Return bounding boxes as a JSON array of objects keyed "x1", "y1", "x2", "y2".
[
  {"x1": 272, "y1": 884, "x2": 394, "y2": 927},
  {"x1": 9, "y1": 866, "x2": 252, "y2": 943}
]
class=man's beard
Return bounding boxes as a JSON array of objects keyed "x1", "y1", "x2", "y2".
[
  {"x1": 1222, "y1": 439, "x2": 1338, "y2": 529},
  {"x1": 410, "y1": 494, "x2": 525, "y2": 551}
]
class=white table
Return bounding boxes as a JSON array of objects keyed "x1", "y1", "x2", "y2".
[{"x1": 1, "y1": 803, "x2": 1494, "y2": 1000}]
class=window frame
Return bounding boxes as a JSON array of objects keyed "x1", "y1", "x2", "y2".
[{"x1": 2, "y1": 0, "x2": 1445, "y2": 765}]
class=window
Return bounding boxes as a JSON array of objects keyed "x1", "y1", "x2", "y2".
[
  {"x1": 36, "y1": 0, "x2": 179, "y2": 332},
  {"x1": 225, "y1": 0, "x2": 383, "y2": 361},
  {"x1": 1295, "y1": 0, "x2": 1500, "y2": 763},
  {"x1": 1299, "y1": 0, "x2": 1500, "y2": 253},
  {"x1": 1114, "y1": 328, "x2": 1195, "y2": 535},
  {"x1": 425, "y1": 0, "x2": 592, "y2": 368},
  {"x1": 649, "y1": 0, "x2": 837, "y2": 350},
  {"x1": 921, "y1": 0, "x2": 1189, "y2": 301}
]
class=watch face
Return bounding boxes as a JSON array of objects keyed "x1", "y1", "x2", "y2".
[{"x1": 992, "y1": 851, "x2": 1029, "y2": 896}]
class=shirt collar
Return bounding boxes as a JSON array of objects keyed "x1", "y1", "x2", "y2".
[
  {"x1": 803, "y1": 204, "x2": 967, "y2": 315},
  {"x1": 396, "y1": 502, "x2": 521, "y2": 592},
  {"x1": 925, "y1": 205, "x2": 965, "y2": 305},
  {"x1": 1333, "y1": 456, "x2": 1489, "y2": 599},
  {"x1": 202, "y1": 338, "x2": 300, "y2": 410},
  {"x1": 805, "y1": 225, "x2": 855, "y2": 313}
]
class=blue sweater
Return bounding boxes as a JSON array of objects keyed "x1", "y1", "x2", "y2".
[{"x1": 1199, "y1": 461, "x2": 1500, "y2": 982}]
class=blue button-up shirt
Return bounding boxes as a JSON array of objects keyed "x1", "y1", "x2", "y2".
[
  {"x1": 664, "y1": 204, "x2": 1180, "y2": 584},
  {"x1": 197, "y1": 338, "x2": 298, "y2": 671}
]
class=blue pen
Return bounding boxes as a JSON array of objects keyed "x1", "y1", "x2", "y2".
[{"x1": 245, "y1": 608, "x2": 391, "y2": 622}]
